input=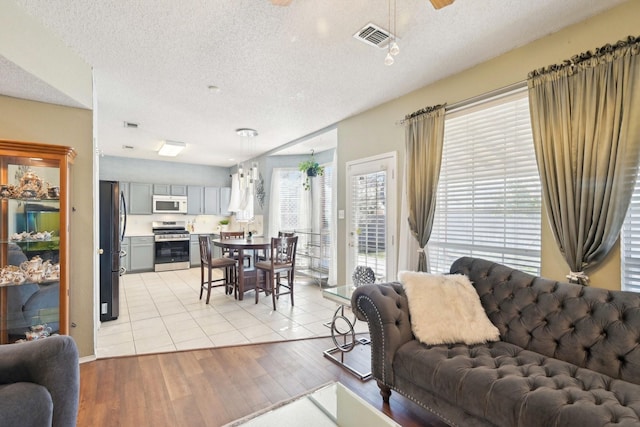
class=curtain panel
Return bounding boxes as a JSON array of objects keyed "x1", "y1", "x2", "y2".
[
  {"x1": 528, "y1": 35, "x2": 640, "y2": 284},
  {"x1": 403, "y1": 104, "x2": 446, "y2": 271}
]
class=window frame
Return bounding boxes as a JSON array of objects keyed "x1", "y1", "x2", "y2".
[{"x1": 427, "y1": 89, "x2": 542, "y2": 275}]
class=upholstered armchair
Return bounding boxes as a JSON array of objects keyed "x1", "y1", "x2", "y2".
[{"x1": 0, "y1": 335, "x2": 79, "y2": 427}]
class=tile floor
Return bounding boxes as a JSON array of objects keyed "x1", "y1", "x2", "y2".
[{"x1": 96, "y1": 267, "x2": 368, "y2": 358}]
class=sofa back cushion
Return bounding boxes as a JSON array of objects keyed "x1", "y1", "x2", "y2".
[{"x1": 451, "y1": 257, "x2": 640, "y2": 384}]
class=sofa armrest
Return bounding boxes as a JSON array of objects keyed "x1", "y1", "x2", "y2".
[
  {"x1": 0, "y1": 335, "x2": 79, "y2": 427},
  {"x1": 351, "y1": 283, "x2": 414, "y2": 386}
]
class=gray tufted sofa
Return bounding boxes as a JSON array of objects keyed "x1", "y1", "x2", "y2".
[
  {"x1": 0, "y1": 335, "x2": 79, "y2": 427},
  {"x1": 352, "y1": 257, "x2": 640, "y2": 427}
]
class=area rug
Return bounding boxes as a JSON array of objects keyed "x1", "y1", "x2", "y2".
[{"x1": 223, "y1": 381, "x2": 336, "y2": 426}]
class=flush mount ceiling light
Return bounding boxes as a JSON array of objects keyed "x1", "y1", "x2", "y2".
[
  {"x1": 158, "y1": 140, "x2": 186, "y2": 157},
  {"x1": 235, "y1": 128, "x2": 258, "y2": 137}
]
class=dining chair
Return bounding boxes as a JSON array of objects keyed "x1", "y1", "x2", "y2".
[
  {"x1": 255, "y1": 236, "x2": 298, "y2": 310},
  {"x1": 256, "y1": 231, "x2": 295, "y2": 263},
  {"x1": 199, "y1": 235, "x2": 237, "y2": 304},
  {"x1": 276, "y1": 231, "x2": 295, "y2": 282},
  {"x1": 220, "y1": 231, "x2": 252, "y2": 267}
]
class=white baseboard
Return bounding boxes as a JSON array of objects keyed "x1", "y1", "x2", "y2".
[{"x1": 79, "y1": 354, "x2": 97, "y2": 364}]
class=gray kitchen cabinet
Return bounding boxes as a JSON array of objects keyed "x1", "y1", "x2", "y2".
[
  {"x1": 204, "y1": 187, "x2": 220, "y2": 214},
  {"x1": 153, "y1": 184, "x2": 170, "y2": 195},
  {"x1": 154, "y1": 184, "x2": 187, "y2": 196},
  {"x1": 170, "y1": 185, "x2": 187, "y2": 196},
  {"x1": 190, "y1": 234, "x2": 222, "y2": 267},
  {"x1": 128, "y1": 182, "x2": 153, "y2": 214},
  {"x1": 188, "y1": 186, "x2": 224, "y2": 215},
  {"x1": 129, "y1": 236, "x2": 155, "y2": 272},
  {"x1": 187, "y1": 185, "x2": 204, "y2": 215},
  {"x1": 121, "y1": 237, "x2": 131, "y2": 274},
  {"x1": 219, "y1": 187, "x2": 231, "y2": 216},
  {"x1": 190, "y1": 235, "x2": 201, "y2": 267}
]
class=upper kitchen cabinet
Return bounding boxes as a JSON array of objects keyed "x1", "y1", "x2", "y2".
[
  {"x1": 187, "y1": 185, "x2": 204, "y2": 215},
  {"x1": 127, "y1": 182, "x2": 152, "y2": 214},
  {"x1": 0, "y1": 140, "x2": 76, "y2": 343},
  {"x1": 153, "y1": 184, "x2": 187, "y2": 196},
  {"x1": 188, "y1": 186, "x2": 230, "y2": 215},
  {"x1": 204, "y1": 187, "x2": 220, "y2": 215}
]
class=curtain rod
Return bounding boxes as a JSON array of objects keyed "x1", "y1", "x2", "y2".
[{"x1": 396, "y1": 80, "x2": 526, "y2": 126}]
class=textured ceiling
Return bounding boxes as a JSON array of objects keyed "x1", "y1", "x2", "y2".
[{"x1": 5, "y1": 0, "x2": 627, "y2": 165}]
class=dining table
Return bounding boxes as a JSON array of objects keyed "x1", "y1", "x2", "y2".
[{"x1": 211, "y1": 237, "x2": 271, "y2": 301}]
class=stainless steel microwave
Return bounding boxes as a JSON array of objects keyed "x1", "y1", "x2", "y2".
[{"x1": 152, "y1": 195, "x2": 188, "y2": 214}]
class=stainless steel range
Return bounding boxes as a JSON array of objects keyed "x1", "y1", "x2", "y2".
[{"x1": 152, "y1": 221, "x2": 190, "y2": 272}]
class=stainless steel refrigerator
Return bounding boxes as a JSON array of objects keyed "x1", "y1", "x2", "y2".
[{"x1": 99, "y1": 180, "x2": 127, "y2": 321}]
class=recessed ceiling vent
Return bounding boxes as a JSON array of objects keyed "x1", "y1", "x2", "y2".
[
  {"x1": 123, "y1": 121, "x2": 139, "y2": 129},
  {"x1": 353, "y1": 23, "x2": 393, "y2": 48}
]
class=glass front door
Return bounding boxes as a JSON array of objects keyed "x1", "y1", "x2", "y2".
[{"x1": 346, "y1": 153, "x2": 397, "y2": 284}]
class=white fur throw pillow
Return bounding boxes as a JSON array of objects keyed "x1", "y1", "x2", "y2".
[{"x1": 399, "y1": 271, "x2": 500, "y2": 345}]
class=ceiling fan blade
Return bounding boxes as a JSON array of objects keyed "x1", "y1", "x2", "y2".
[
  {"x1": 429, "y1": 0, "x2": 455, "y2": 9},
  {"x1": 270, "y1": 0, "x2": 293, "y2": 6}
]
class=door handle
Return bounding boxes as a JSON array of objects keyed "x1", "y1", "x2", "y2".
[{"x1": 98, "y1": 248, "x2": 104, "y2": 254}]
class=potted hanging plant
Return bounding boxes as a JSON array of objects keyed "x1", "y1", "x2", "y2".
[{"x1": 298, "y1": 154, "x2": 325, "y2": 191}]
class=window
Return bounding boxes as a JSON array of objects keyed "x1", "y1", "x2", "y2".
[
  {"x1": 350, "y1": 169, "x2": 387, "y2": 280},
  {"x1": 272, "y1": 164, "x2": 333, "y2": 273},
  {"x1": 274, "y1": 169, "x2": 307, "y2": 231},
  {"x1": 622, "y1": 175, "x2": 640, "y2": 292},
  {"x1": 317, "y1": 165, "x2": 333, "y2": 271},
  {"x1": 427, "y1": 90, "x2": 541, "y2": 274}
]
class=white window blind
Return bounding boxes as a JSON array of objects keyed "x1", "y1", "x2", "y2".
[
  {"x1": 277, "y1": 169, "x2": 305, "y2": 231},
  {"x1": 319, "y1": 165, "x2": 333, "y2": 271},
  {"x1": 427, "y1": 90, "x2": 541, "y2": 275},
  {"x1": 350, "y1": 170, "x2": 387, "y2": 280},
  {"x1": 622, "y1": 174, "x2": 640, "y2": 292}
]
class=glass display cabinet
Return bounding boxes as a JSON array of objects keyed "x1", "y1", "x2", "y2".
[{"x1": 0, "y1": 140, "x2": 76, "y2": 343}]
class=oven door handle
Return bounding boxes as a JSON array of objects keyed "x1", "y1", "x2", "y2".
[{"x1": 155, "y1": 237, "x2": 190, "y2": 242}]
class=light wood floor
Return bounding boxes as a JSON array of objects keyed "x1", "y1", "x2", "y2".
[{"x1": 78, "y1": 336, "x2": 449, "y2": 427}]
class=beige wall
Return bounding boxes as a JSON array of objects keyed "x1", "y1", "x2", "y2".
[
  {"x1": 337, "y1": 0, "x2": 640, "y2": 290},
  {"x1": 0, "y1": 95, "x2": 94, "y2": 356}
]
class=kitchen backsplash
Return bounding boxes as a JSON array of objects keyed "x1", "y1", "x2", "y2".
[{"x1": 125, "y1": 213, "x2": 263, "y2": 236}]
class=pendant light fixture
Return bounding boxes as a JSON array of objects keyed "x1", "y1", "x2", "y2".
[
  {"x1": 235, "y1": 128, "x2": 259, "y2": 193},
  {"x1": 390, "y1": 0, "x2": 399, "y2": 56},
  {"x1": 384, "y1": 0, "x2": 394, "y2": 65},
  {"x1": 230, "y1": 128, "x2": 259, "y2": 221},
  {"x1": 384, "y1": 0, "x2": 399, "y2": 65}
]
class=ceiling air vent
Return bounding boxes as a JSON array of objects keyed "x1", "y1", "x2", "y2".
[
  {"x1": 123, "y1": 121, "x2": 139, "y2": 129},
  {"x1": 353, "y1": 23, "x2": 393, "y2": 48}
]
